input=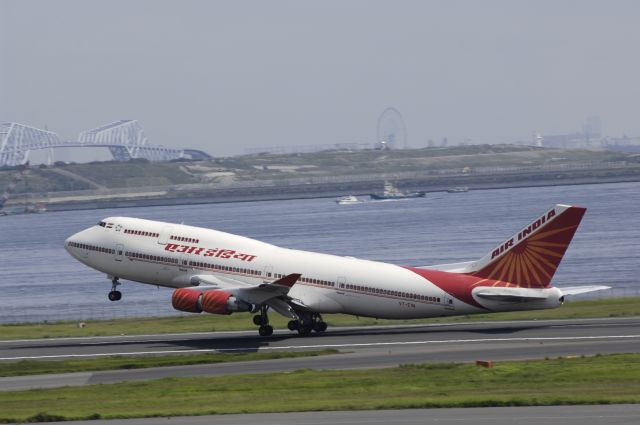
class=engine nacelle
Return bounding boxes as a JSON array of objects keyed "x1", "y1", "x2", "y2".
[
  {"x1": 172, "y1": 288, "x2": 202, "y2": 313},
  {"x1": 171, "y1": 288, "x2": 252, "y2": 315},
  {"x1": 201, "y1": 290, "x2": 252, "y2": 315}
]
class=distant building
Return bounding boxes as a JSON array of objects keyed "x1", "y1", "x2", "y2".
[
  {"x1": 534, "y1": 133, "x2": 543, "y2": 147},
  {"x1": 540, "y1": 116, "x2": 604, "y2": 149},
  {"x1": 583, "y1": 116, "x2": 602, "y2": 139},
  {"x1": 605, "y1": 135, "x2": 640, "y2": 153},
  {"x1": 540, "y1": 132, "x2": 588, "y2": 149}
]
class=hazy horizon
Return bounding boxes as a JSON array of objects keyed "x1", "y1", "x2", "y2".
[{"x1": 2, "y1": 0, "x2": 640, "y2": 157}]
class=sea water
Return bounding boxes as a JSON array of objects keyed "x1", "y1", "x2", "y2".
[{"x1": 1, "y1": 181, "x2": 638, "y2": 323}]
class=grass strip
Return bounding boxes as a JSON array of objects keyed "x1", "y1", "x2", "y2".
[
  {"x1": 1, "y1": 297, "x2": 639, "y2": 341},
  {"x1": 1, "y1": 353, "x2": 639, "y2": 423},
  {"x1": 0, "y1": 350, "x2": 338, "y2": 378}
]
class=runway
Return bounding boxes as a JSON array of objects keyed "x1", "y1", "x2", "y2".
[
  {"x1": 1, "y1": 317, "x2": 639, "y2": 391},
  {"x1": 19, "y1": 405, "x2": 640, "y2": 425}
]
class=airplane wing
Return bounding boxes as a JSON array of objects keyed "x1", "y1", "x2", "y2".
[
  {"x1": 191, "y1": 273, "x2": 300, "y2": 292},
  {"x1": 237, "y1": 273, "x2": 301, "y2": 306},
  {"x1": 264, "y1": 297, "x2": 299, "y2": 319},
  {"x1": 189, "y1": 273, "x2": 303, "y2": 310},
  {"x1": 189, "y1": 273, "x2": 253, "y2": 289}
]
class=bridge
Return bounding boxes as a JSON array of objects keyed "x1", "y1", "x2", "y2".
[{"x1": 0, "y1": 120, "x2": 211, "y2": 167}]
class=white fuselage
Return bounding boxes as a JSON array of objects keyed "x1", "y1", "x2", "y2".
[{"x1": 65, "y1": 217, "x2": 559, "y2": 319}]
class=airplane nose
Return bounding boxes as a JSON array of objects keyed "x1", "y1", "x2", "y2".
[
  {"x1": 64, "y1": 235, "x2": 73, "y2": 252},
  {"x1": 64, "y1": 231, "x2": 81, "y2": 252}
]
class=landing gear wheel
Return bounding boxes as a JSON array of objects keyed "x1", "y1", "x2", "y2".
[
  {"x1": 254, "y1": 305, "x2": 273, "y2": 336},
  {"x1": 108, "y1": 278, "x2": 122, "y2": 301},
  {"x1": 295, "y1": 312, "x2": 326, "y2": 336},
  {"x1": 259, "y1": 325, "x2": 273, "y2": 337},
  {"x1": 314, "y1": 321, "x2": 327, "y2": 333},
  {"x1": 298, "y1": 324, "x2": 312, "y2": 336},
  {"x1": 287, "y1": 320, "x2": 299, "y2": 331}
]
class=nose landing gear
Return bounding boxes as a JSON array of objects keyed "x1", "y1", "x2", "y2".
[{"x1": 108, "y1": 278, "x2": 122, "y2": 301}]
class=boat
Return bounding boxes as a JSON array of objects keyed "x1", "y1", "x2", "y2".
[
  {"x1": 0, "y1": 202, "x2": 47, "y2": 216},
  {"x1": 369, "y1": 181, "x2": 425, "y2": 200},
  {"x1": 446, "y1": 186, "x2": 469, "y2": 193},
  {"x1": 336, "y1": 195, "x2": 364, "y2": 205},
  {"x1": 26, "y1": 202, "x2": 47, "y2": 213}
]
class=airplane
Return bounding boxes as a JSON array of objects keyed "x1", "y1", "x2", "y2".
[{"x1": 65, "y1": 204, "x2": 608, "y2": 336}]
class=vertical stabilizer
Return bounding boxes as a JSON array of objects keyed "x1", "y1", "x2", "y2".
[{"x1": 467, "y1": 204, "x2": 586, "y2": 288}]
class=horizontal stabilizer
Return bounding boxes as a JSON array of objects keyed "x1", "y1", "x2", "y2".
[
  {"x1": 557, "y1": 285, "x2": 611, "y2": 296},
  {"x1": 474, "y1": 286, "x2": 553, "y2": 302}
]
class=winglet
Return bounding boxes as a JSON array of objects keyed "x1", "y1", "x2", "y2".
[{"x1": 273, "y1": 273, "x2": 302, "y2": 288}]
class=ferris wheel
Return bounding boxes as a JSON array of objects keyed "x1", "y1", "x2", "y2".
[{"x1": 377, "y1": 107, "x2": 407, "y2": 149}]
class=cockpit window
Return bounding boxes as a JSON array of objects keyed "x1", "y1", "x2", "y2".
[{"x1": 98, "y1": 221, "x2": 106, "y2": 227}]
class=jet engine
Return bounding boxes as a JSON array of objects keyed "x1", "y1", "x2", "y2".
[
  {"x1": 171, "y1": 288, "x2": 252, "y2": 315},
  {"x1": 172, "y1": 288, "x2": 202, "y2": 313}
]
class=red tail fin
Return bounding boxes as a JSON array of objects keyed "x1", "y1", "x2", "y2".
[{"x1": 468, "y1": 205, "x2": 586, "y2": 288}]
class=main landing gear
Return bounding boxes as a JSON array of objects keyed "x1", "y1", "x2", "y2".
[
  {"x1": 287, "y1": 313, "x2": 327, "y2": 336},
  {"x1": 252, "y1": 308, "x2": 327, "y2": 337},
  {"x1": 108, "y1": 277, "x2": 122, "y2": 301},
  {"x1": 253, "y1": 305, "x2": 273, "y2": 336}
]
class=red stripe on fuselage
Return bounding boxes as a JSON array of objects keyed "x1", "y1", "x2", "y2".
[
  {"x1": 404, "y1": 267, "x2": 484, "y2": 309},
  {"x1": 404, "y1": 267, "x2": 516, "y2": 310}
]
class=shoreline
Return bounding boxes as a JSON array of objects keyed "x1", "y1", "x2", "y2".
[
  {"x1": 30, "y1": 174, "x2": 640, "y2": 212},
  {"x1": 4, "y1": 144, "x2": 640, "y2": 213}
]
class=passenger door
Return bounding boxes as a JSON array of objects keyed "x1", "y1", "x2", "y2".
[
  {"x1": 178, "y1": 252, "x2": 190, "y2": 272},
  {"x1": 158, "y1": 226, "x2": 173, "y2": 245},
  {"x1": 115, "y1": 244, "x2": 124, "y2": 262},
  {"x1": 443, "y1": 293, "x2": 455, "y2": 310},
  {"x1": 263, "y1": 265, "x2": 273, "y2": 283}
]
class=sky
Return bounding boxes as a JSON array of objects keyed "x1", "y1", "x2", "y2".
[{"x1": 2, "y1": 0, "x2": 640, "y2": 157}]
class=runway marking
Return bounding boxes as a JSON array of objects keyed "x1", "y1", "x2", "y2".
[
  {"x1": 2, "y1": 316, "x2": 639, "y2": 345},
  {"x1": 2, "y1": 334, "x2": 640, "y2": 361}
]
